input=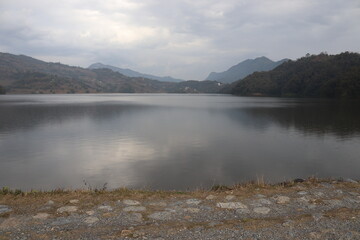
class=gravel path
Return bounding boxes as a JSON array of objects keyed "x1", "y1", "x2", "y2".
[{"x1": 1, "y1": 180, "x2": 360, "y2": 239}]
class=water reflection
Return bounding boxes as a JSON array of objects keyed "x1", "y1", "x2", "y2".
[{"x1": 0, "y1": 94, "x2": 359, "y2": 190}]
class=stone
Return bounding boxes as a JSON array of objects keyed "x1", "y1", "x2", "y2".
[
  {"x1": 123, "y1": 200, "x2": 141, "y2": 206},
  {"x1": 216, "y1": 202, "x2": 248, "y2": 209},
  {"x1": 84, "y1": 216, "x2": 99, "y2": 225},
  {"x1": 86, "y1": 210, "x2": 95, "y2": 216},
  {"x1": 274, "y1": 196, "x2": 290, "y2": 204},
  {"x1": 69, "y1": 199, "x2": 79, "y2": 204},
  {"x1": 254, "y1": 194, "x2": 266, "y2": 198},
  {"x1": 149, "y1": 202, "x2": 167, "y2": 207},
  {"x1": 0, "y1": 205, "x2": 12, "y2": 215},
  {"x1": 253, "y1": 207, "x2": 271, "y2": 214},
  {"x1": 206, "y1": 195, "x2": 216, "y2": 200},
  {"x1": 236, "y1": 208, "x2": 251, "y2": 214},
  {"x1": 123, "y1": 206, "x2": 146, "y2": 212},
  {"x1": 257, "y1": 199, "x2": 272, "y2": 205},
  {"x1": 46, "y1": 200, "x2": 55, "y2": 205},
  {"x1": 33, "y1": 213, "x2": 50, "y2": 220},
  {"x1": 297, "y1": 191, "x2": 308, "y2": 195},
  {"x1": 186, "y1": 199, "x2": 202, "y2": 205},
  {"x1": 344, "y1": 178, "x2": 358, "y2": 184},
  {"x1": 148, "y1": 211, "x2": 172, "y2": 220},
  {"x1": 56, "y1": 206, "x2": 78, "y2": 213},
  {"x1": 98, "y1": 205, "x2": 113, "y2": 211},
  {"x1": 225, "y1": 195, "x2": 236, "y2": 200},
  {"x1": 184, "y1": 208, "x2": 200, "y2": 213},
  {"x1": 121, "y1": 229, "x2": 133, "y2": 237},
  {"x1": 130, "y1": 213, "x2": 143, "y2": 222}
]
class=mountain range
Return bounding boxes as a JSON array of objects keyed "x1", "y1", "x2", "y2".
[
  {"x1": 0, "y1": 52, "x2": 222, "y2": 94},
  {"x1": 88, "y1": 63, "x2": 183, "y2": 83},
  {"x1": 206, "y1": 56, "x2": 288, "y2": 83}
]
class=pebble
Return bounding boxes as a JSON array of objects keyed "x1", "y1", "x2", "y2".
[
  {"x1": 86, "y1": 210, "x2": 95, "y2": 216},
  {"x1": 253, "y1": 207, "x2": 271, "y2": 214},
  {"x1": 216, "y1": 202, "x2": 248, "y2": 209},
  {"x1": 186, "y1": 199, "x2": 202, "y2": 205},
  {"x1": 123, "y1": 200, "x2": 141, "y2": 206},
  {"x1": 206, "y1": 195, "x2": 216, "y2": 200},
  {"x1": 274, "y1": 196, "x2": 290, "y2": 204},
  {"x1": 56, "y1": 206, "x2": 78, "y2": 213},
  {"x1": 297, "y1": 191, "x2": 308, "y2": 195},
  {"x1": 46, "y1": 200, "x2": 55, "y2": 205},
  {"x1": 149, "y1": 202, "x2": 167, "y2": 207},
  {"x1": 148, "y1": 211, "x2": 172, "y2": 220},
  {"x1": 98, "y1": 205, "x2": 113, "y2": 211},
  {"x1": 257, "y1": 198, "x2": 272, "y2": 205},
  {"x1": 69, "y1": 199, "x2": 79, "y2": 204},
  {"x1": 225, "y1": 195, "x2": 236, "y2": 200},
  {"x1": 33, "y1": 213, "x2": 50, "y2": 220},
  {"x1": 123, "y1": 206, "x2": 146, "y2": 212},
  {"x1": 0, "y1": 205, "x2": 12, "y2": 215},
  {"x1": 184, "y1": 208, "x2": 200, "y2": 213},
  {"x1": 130, "y1": 213, "x2": 143, "y2": 222},
  {"x1": 344, "y1": 178, "x2": 358, "y2": 184},
  {"x1": 84, "y1": 216, "x2": 99, "y2": 225}
]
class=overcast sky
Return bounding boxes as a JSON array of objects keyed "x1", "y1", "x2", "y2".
[{"x1": 1, "y1": 0, "x2": 360, "y2": 80}]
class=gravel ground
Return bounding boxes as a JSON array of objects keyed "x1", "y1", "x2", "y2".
[{"x1": 1, "y1": 180, "x2": 359, "y2": 239}]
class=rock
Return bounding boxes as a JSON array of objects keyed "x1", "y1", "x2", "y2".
[
  {"x1": 86, "y1": 210, "x2": 95, "y2": 216},
  {"x1": 0, "y1": 205, "x2": 12, "y2": 215},
  {"x1": 253, "y1": 207, "x2": 271, "y2": 214},
  {"x1": 344, "y1": 178, "x2": 358, "y2": 184},
  {"x1": 254, "y1": 194, "x2": 266, "y2": 198},
  {"x1": 149, "y1": 202, "x2": 167, "y2": 207},
  {"x1": 309, "y1": 232, "x2": 322, "y2": 239},
  {"x1": 46, "y1": 200, "x2": 55, "y2": 205},
  {"x1": 297, "y1": 191, "x2": 308, "y2": 195},
  {"x1": 121, "y1": 229, "x2": 133, "y2": 237},
  {"x1": 206, "y1": 195, "x2": 216, "y2": 200},
  {"x1": 184, "y1": 208, "x2": 200, "y2": 213},
  {"x1": 69, "y1": 199, "x2": 79, "y2": 204},
  {"x1": 236, "y1": 208, "x2": 250, "y2": 214},
  {"x1": 130, "y1": 213, "x2": 143, "y2": 222},
  {"x1": 257, "y1": 199, "x2": 272, "y2": 205},
  {"x1": 123, "y1": 200, "x2": 141, "y2": 206},
  {"x1": 216, "y1": 202, "x2": 248, "y2": 209},
  {"x1": 84, "y1": 216, "x2": 99, "y2": 225},
  {"x1": 294, "y1": 178, "x2": 305, "y2": 183},
  {"x1": 325, "y1": 199, "x2": 343, "y2": 207},
  {"x1": 274, "y1": 196, "x2": 290, "y2": 204},
  {"x1": 225, "y1": 195, "x2": 236, "y2": 201},
  {"x1": 56, "y1": 206, "x2": 78, "y2": 213},
  {"x1": 186, "y1": 199, "x2": 202, "y2": 205},
  {"x1": 33, "y1": 213, "x2": 50, "y2": 220},
  {"x1": 98, "y1": 205, "x2": 113, "y2": 211},
  {"x1": 148, "y1": 211, "x2": 172, "y2": 220},
  {"x1": 123, "y1": 206, "x2": 146, "y2": 212}
]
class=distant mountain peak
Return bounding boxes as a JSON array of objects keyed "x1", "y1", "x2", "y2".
[
  {"x1": 88, "y1": 63, "x2": 184, "y2": 83},
  {"x1": 206, "y1": 57, "x2": 288, "y2": 84}
]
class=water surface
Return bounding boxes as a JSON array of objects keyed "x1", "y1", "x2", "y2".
[{"x1": 1, "y1": 94, "x2": 359, "y2": 190}]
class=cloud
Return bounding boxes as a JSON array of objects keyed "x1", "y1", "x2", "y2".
[{"x1": 0, "y1": 0, "x2": 360, "y2": 79}]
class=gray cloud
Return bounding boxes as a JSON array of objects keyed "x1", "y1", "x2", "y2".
[{"x1": 0, "y1": 0, "x2": 359, "y2": 79}]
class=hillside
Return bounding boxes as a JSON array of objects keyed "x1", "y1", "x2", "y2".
[
  {"x1": 231, "y1": 52, "x2": 360, "y2": 98},
  {"x1": 89, "y1": 63, "x2": 184, "y2": 83},
  {"x1": 0, "y1": 53, "x2": 221, "y2": 94},
  {"x1": 206, "y1": 57, "x2": 288, "y2": 84}
]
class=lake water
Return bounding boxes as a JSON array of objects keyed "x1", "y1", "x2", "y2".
[{"x1": 1, "y1": 94, "x2": 360, "y2": 191}]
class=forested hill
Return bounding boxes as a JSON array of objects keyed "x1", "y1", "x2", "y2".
[{"x1": 231, "y1": 52, "x2": 360, "y2": 98}]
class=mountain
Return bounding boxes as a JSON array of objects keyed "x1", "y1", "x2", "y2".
[
  {"x1": 89, "y1": 63, "x2": 184, "y2": 83},
  {"x1": 206, "y1": 57, "x2": 288, "y2": 84},
  {"x1": 0, "y1": 52, "x2": 222, "y2": 94},
  {"x1": 230, "y1": 52, "x2": 360, "y2": 98}
]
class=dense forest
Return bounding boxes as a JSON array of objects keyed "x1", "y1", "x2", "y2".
[{"x1": 231, "y1": 52, "x2": 360, "y2": 98}]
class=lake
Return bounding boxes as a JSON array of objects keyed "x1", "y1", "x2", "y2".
[{"x1": 0, "y1": 94, "x2": 360, "y2": 191}]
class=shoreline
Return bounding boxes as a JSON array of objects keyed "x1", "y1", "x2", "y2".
[{"x1": 1, "y1": 178, "x2": 359, "y2": 239}]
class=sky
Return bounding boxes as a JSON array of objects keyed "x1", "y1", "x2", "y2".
[{"x1": 1, "y1": 0, "x2": 360, "y2": 80}]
